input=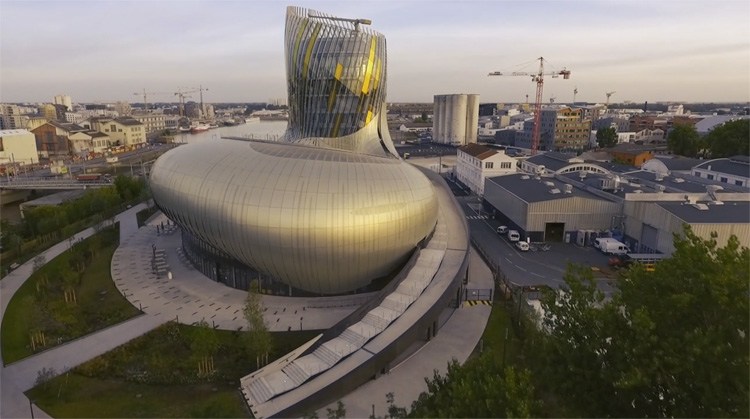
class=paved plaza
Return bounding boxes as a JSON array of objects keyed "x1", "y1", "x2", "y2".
[{"x1": 111, "y1": 211, "x2": 371, "y2": 332}]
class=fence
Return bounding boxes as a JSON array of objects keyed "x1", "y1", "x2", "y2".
[{"x1": 469, "y1": 236, "x2": 543, "y2": 337}]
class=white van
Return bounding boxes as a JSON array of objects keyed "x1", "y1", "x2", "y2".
[
  {"x1": 507, "y1": 230, "x2": 521, "y2": 242},
  {"x1": 594, "y1": 237, "x2": 630, "y2": 255}
]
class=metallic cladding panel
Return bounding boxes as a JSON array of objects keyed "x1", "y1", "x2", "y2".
[
  {"x1": 150, "y1": 140, "x2": 438, "y2": 295},
  {"x1": 284, "y1": 6, "x2": 394, "y2": 158},
  {"x1": 150, "y1": 6, "x2": 438, "y2": 294}
]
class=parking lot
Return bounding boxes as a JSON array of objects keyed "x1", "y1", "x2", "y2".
[{"x1": 454, "y1": 184, "x2": 616, "y2": 294}]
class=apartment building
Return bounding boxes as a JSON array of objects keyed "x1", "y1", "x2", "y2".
[
  {"x1": 0, "y1": 104, "x2": 26, "y2": 130},
  {"x1": 456, "y1": 143, "x2": 517, "y2": 195},
  {"x1": 82, "y1": 117, "x2": 146, "y2": 147},
  {"x1": 516, "y1": 107, "x2": 591, "y2": 152},
  {"x1": 69, "y1": 130, "x2": 112, "y2": 154},
  {"x1": 131, "y1": 113, "x2": 167, "y2": 134}
]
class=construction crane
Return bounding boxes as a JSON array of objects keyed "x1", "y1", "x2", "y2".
[
  {"x1": 489, "y1": 57, "x2": 571, "y2": 155},
  {"x1": 174, "y1": 92, "x2": 192, "y2": 117},
  {"x1": 605, "y1": 91, "x2": 616, "y2": 108},
  {"x1": 175, "y1": 85, "x2": 209, "y2": 118},
  {"x1": 308, "y1": 13, "x2": 371, "y2": 31},
  {"x1": 133, "y1": 89, "x2": 174, "y2": 112}
]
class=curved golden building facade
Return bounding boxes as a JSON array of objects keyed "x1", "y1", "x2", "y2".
[{"x1": 150, "y1": 6, "x2": 437, "y2": 294}]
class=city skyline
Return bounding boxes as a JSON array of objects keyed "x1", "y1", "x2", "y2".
[{"x1": 1, "y1": 0, "x2": 749, "y2": 104}]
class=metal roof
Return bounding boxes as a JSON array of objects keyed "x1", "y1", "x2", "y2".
[
  {"x1": 524, "y1": 152, "x2": 579, "y2": 171},
  {"x1": 658, "y1": 201, "x2": 750, "y2": 224},
  {"x1": 694, "y1": 157, "x2": 750, "y2": 178},
  {"x1": 486, "y1": 173, "x2": 607, "y2": 203},
  {"x1": 458, "y1": 143, "x2": 498, "y2": 160},
  {"x1": 0, "y1": 129, "x2": 32, "y2": 136},
  {"x1": 650, "y1": 156, "x2": 703, "y2": 171},
  {"x1": 626, "y1": 170, "x2": 748, "y2": 193},
  {"x1": 114, "y1": 117, "x2": 143, "y2": 126}
]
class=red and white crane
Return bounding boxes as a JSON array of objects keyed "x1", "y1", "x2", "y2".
[{"x1": 489, "y1": 57, "x2": 571, "y2": 154}]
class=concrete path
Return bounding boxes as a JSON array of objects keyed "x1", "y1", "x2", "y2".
[{"x1": 0, "y1": 203, "x2": 170, "y2": 419}]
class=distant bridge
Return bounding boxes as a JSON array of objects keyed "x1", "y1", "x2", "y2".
[{"x1": 0, "y1": 179, "x2": 114, "y2": 190}]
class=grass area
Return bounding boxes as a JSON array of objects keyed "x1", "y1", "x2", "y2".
[
  {"x1": 1, "y1": 225, "x2": 141, "y2": 364},
  {"x1": 27, "y1": 322, "x2": 321, "y2": 418},
  {"x1": 136, "y1": 206, "x2": 159, "y2": 228},
  {"x1": 27, "y1": 376, "x2": 246, "y2": 418},
  {"x1": 476, "y1": 298, "x2": 525, "y2": 366}
]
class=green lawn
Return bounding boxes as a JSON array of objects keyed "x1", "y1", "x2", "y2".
[
  {"x1": 27, "y1": 376, "x2": 247, "y2": 418},
  {"x1": 27, "y1": 322, "x2": 321, "y2": 418},
  {"x1": 1, "y1": 225, "x2": 141, "y2": 364}
]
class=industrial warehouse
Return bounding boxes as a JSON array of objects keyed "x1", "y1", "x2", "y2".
[{"x1": 481, "y1": 152, "x2": 750, "y2": 255}]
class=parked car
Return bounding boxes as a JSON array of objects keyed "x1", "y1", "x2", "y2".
[
  {"x1": 515, "y1": 241, "x2": 529, "y2": 252},
  {"x1": 496, "y1": 225, "x2": 508, "y2": 235},
  {"x1": 507, "y1": 230, "x2": 520, "y2": 242}
]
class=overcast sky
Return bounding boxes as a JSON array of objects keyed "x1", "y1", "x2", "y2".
[{"x1": 1, "y1": 0, "x2": 749, "y2": 104}]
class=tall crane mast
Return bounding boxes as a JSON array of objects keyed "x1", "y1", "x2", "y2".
[
  {"x1": 605, "y1": 91, "x2": 616, "y2": 109},
  {"x1": 175, "y1": 85, "x2": 209, "y2": 118},
  {"x1": 174, "y1": 92, "x2": 192, "y2": 117},
  {"x1": 489, "y1": 57, "x2": 571, "y2": 154},
  {"x1": 133, "y1": 89, "x2": 173, "y2": 112}
]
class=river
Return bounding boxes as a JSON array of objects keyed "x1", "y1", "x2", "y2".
[{"x1": 172, "y1": 120, "x2": 288, "y2": 144}]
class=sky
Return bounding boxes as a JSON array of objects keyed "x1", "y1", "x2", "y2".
[{"x1": 1, "y1": 0, "x2": 749, "y2": 104}]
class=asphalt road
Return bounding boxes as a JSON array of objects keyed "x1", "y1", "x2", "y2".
[{"x1": 445, "y1": 175, "x2": 616, "y2": 295}]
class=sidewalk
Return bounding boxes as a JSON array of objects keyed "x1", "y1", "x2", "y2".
[
  {"x1": 0, "y1": 203, "x2": 163, "y2": 419},
  {"x1": 318, "y1": 248, "x2": 494, "y2": 417}
]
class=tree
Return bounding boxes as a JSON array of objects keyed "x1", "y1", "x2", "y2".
[
  {"x1": 537, "y1": 265, "x2": 617, "y2": 416},
  {"x1": 244, "y1": 282, "x2": 272, "y2": 369},
  {"x1": 595, "y1": 127, "x2": 618, "y2": 148},
  {"x1": 191, "y1": 320, "x2": 219, "y2": 376},
  {"x1": 667, "y1": 123, "x2": 702, "y2": 157},
  {"x1": 706, "y1": 119, "x2": 750, "y2": 158},
  {"x1": 409, "y1": 357, "x2": 538, "y2": 418},
  {"x1": 326, "y1": 400, "x2": 346, "y2": 419},
  {"x1": 540, "y1": 226, "x2": 749, "y2": 417}
]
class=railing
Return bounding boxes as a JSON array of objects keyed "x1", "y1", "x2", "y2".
[{"x1": 0, "y1": 179, "x2": 113, "y2": 190}]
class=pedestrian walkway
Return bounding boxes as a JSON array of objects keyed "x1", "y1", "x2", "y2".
[
  {"x1": 0, "y1": 203, "x2": 167, "y2": 419},
  {"x1": 318, "y1": 248, "x2": 494, "y2": 418},
  {"x1": 110, "y1": 211, "x2": 371, "y2": 332}
]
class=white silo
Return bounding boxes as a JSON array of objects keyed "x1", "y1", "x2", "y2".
[
  {"x1": 439, "y1": 95, "x2": 448, "y2": 143},
  {"x1": 443, "y1": 95, "x2": 453, "y2": 145},
  {"x1": 448, "y1": 94, "x2": 467, "y2": 145},
  {"x1": 433, "y1": 95, "x2": 440, "y2": 142},
  {"x1": 465, "y1": 94, "x2": 480, "y2": 144}
]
